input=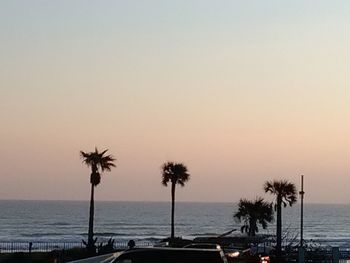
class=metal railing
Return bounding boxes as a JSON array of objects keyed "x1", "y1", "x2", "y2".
[
  {"x1": 0, "y1": 242, "x2": 84, "y2": 253},
  {"x1": 284, "y1": 246, "x2": 350, "y2": 262},
  {"x1": 0, "y1": 240, "x2": 154, "y2": 253}
]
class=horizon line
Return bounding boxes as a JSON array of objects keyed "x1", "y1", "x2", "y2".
[{"x1": 0, "y1": 198, "x2": 348, "y2": 205}]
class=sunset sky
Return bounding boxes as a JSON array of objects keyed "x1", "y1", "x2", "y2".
[{"x1": 1, "y1": 1, "x2": 350, "y2": 203}]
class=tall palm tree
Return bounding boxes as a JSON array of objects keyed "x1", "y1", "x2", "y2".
[
  {"x1": 234, "y1": 197, "x2": 273, "y2": 237},
  {"x1": 264, "y1": 179, "x2": 297, "y2": 257},
  {"x1": 80, "y1": 148, "x2": 116, "y2": 254},
  {"x1": 161, "y1": 162, "x2": 190, "y2": 240}
]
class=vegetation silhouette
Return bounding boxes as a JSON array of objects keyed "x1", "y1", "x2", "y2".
[
  {"x1": 98, "y1": 238, "x2": 115, "y2": 254},
  {"x1": 234, "y1": 197, "x2": 273, "y2": 237},
  {"x1": 161, "y1": 162, "x2": 190, "y2": 241},
  {"x1": 264, "y1": 179, "x2": 297, "y2": 258},
  {"x1": 80, "y1": 148, "x2": 116, "y2": 254}
]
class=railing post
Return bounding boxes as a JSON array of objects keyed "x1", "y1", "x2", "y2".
[
  {"x1": 332, "y1": 247, "x2": 339, "y2": 263},
  {"x1": 298, "y1": 246, "x2": 305, "y2": 263}
]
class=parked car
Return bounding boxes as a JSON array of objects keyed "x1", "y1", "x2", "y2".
[
  {"x1": 111, "y1": 247, "x2": 228, "y2": 263},
  {"x1": 183, "y1": 242, "x2": 244, "y2": 261},
  {"x1": 224, "y1": 247, "x2": 246, "y2": 259},
  {"x1": 249, "y1": 244, "x2": 274, "y2": 255}
]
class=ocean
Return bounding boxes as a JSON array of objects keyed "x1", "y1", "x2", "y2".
[{"x1": 0, "y1": 200, "x2": 349, "y2": 247}]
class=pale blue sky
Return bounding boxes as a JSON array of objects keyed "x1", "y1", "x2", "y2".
[{"x1": 1, "y1": 1, "x2": 350, "y2": 203}]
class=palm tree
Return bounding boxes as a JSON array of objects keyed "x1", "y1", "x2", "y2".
[
  {"x1": 80, "y1": 148, "x2": 116, "y2": 254},
  {"x1": 161, "y1": 162, "x2": 190, "y2": 240},
  {"x1": 234, "y1": 197, "x2": 274, "y2": 237},
  {"x1": 264, "y1": 179, "x2": 297, "y2": 257}
]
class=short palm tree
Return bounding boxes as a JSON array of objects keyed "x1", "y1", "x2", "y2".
[
  {"x1": 234, "y1": 197, "x2": 273, "y2": 237},
  {"x1": 161, "y1": 162, "x2": 190, "y2": 240},
  {"x1": 264, "y1": 179, "x2": 297, "y2": 257},
  {"x1": 80, "y1": 148, "x2": 116, "y2": 254}
]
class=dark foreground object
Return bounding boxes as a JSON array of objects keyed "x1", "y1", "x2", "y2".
[
  {"x1": 0, "y1": 252, "x2": 56, "y2": 263},
  {"x1": 112, "y1": 247, "x2": 228, "y2": 263},
  {"x1": 0, "y1": 247, "x2": 108, "y2": 263}
]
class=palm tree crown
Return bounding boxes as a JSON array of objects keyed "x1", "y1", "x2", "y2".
[
  {"x1": 80, "y1": 148, "x2": 116, "y2": 186},
  {"x1": 264, "y1": 180, "x2": 297, "y2": 208},
  {"x1": 161, "y1": 162, "x2": 190, "y2": 187},
  {"x1": 234, "y1": 197, "x2": 273, "y2": 236}
]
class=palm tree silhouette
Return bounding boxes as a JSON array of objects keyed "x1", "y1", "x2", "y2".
[
  {"x1": 264, "y1": 179, "x2": 297, "y2": 257},
  {"x1": 234, "y1": 197, "x2": 273, "y2": 237},
  {"x1": 80, "y1": 148, "x2": 116, "y2": 254},
  {"x1": 161, "y1": 162, "x2": 190, "y2": 240}
]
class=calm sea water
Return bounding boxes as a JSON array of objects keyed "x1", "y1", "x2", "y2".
[{"x1": 0, "y1": 200, "x2": 349, "y2": 247}]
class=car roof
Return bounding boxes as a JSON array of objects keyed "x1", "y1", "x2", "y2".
[
  {"x1": 113, "y1": 247, "x2": 226, "y2": 263},
  {"x1": 122, "y1": 247, "x2": 221, "y2": 253}
]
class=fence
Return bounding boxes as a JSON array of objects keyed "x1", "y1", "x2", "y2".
[
  {"x1": 0, "y1": 242, "x2": 83, "y2": 253},
  {"x1": 284, "y1": 247, "x2": 350, "y2": 262},
  {"x1": 0, "y1": 240, "x2": 155, "y2": 253},
  {"x1": 3, "y1": 242, "x2": 350, "y2": 262}
]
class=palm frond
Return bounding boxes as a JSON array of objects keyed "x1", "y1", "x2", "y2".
[
  {"x1": 234, "y1": 197, "x2": 273, "y2": 237},
  {"x1": 161, "y1": 161, "x2": 190, "y2": 187},
  {"x1": 80, "y1": 148, "x2": 116, "y2": 183},
  {"x1": 264, "y1": 179, "x2": 297, "y2": 206}
]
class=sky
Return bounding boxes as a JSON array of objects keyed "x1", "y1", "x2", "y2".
[{"x1": 1, "y1": 1, "x2": 350, "y2": 203}]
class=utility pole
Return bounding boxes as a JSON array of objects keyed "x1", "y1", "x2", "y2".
[
  {"x1": 298, "y1": 175, "x2": 305, "y2": 263},
  {"x1": 300, "y1": 175, "x2": 305, "y2": 247}
]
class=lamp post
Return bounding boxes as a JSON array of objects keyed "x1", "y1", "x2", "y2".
[
  {"x1": 298, "y1": 175, "x2": 305, "y2": 263},
  {"x1": 300, "y1": 175, "x2": 305, "y2": 247}
]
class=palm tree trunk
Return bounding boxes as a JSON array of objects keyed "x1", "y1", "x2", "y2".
[
  {"x1": 276, "y1": 196, "x2": 282, "y2": 258},
  {"x1": 88, "y1": 182, "x2": 95, "y2": 253},
  {"x1": 171, "y1": 182, "x2": 176, "y2": 240},
  {"x1": 249, "y1": 219, "x2": 256, "y2": 237}
]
